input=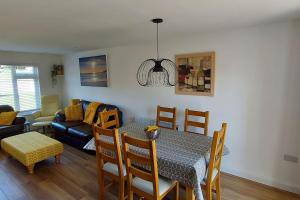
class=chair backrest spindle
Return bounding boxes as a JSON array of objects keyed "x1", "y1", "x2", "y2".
[
  {"x1": 184, "y1": 109, "x2": 209, "y2": 135},
  {"x1": 100, "y1": 109, "x2": 120, "y2": 129},
  {"x1": 156, "y1": 105, "x2": 177, "y2": 130}
]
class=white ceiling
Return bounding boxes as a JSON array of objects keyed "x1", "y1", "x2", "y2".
[{"x1": 0, "y1": 0, "x2": 300, "y2": 54}]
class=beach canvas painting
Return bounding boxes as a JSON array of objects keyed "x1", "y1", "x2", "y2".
[{"x1": 79, "y1": 55, "x2": 108, "y2": 87}]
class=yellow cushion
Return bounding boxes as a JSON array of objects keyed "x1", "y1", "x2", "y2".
[
  {"x1": 64, "y1": 104, "x2": 83, "y2": 121},
  {"x1": 96, "y1": 108, "x2": 108, "y2": 125},
  {"x1": 1, "y1": 132, "x2": 63, "y2": 166},
  {"x1": 83, "y1": 102, "x2": 101, "y2": 125},
  {"x1": 0, "y1": 111, "x2": 18, "y2": 125},
  {"x1": 69, "y1": 99, "x2": 80, "y2": 106}
]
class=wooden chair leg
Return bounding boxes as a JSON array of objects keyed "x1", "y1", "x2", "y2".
[
  {"x1": 175, "y1": 182, "x2": 179, "y2": 200},
  {"x1": 119, "y1": 180, "x2": 125, "y2": 200},
  {"x1": 128, "y1": 191, "x2": 133, "y2": 200},
  {"x1": 127, "y1": 178, "x2": 133, "y2": 200},
  {"x1": 216, "y1": 176, "x2": 221, "y2": 200},
  {"x1": 186, "y1": 185, "x2": 195, "y2": 200},
  {"x1": 99, "y1": 172, "x2": 105, "y2": 200},
  {"x1": 206, "y1": 185, "x2": 212, "y2": 200},
  {"x1": 55, "y1": 154, "x2": 61, "y2": 164},
  {"x1": 27, "y1": 164, "x2": 35, "y2": 174}
]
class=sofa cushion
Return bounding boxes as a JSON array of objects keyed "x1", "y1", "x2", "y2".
[
  {"x1": 52, "y1": 121, "x2": 83, "y2": 133},
  {"x1": 0, "y1": 125, "x2": 23, "y2": 137},
  {"x1": 68, "y1": 124, "x2": 93, "y2": 139},
  {"x1": 0, "y1": 126, "x2": 12, "y2": 134}
]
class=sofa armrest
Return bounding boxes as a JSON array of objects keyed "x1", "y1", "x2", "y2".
[
  {"x1": 14, "y1": 116, "x2": 26, "y2": 125},
  {"x1": 54, "y1": 111, "x2": 66, "y2": 122}
]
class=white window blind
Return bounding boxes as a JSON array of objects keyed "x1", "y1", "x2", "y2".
[{"x1": 0, "y1": 65, "x2": 41, "y2": 111}]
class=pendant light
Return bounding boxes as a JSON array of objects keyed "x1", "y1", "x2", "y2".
[{"x1": 137, "y1": 18, "x2": 176, "y2": 87}]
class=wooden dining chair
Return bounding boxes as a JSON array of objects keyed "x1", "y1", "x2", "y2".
[
  {"x1": 100, "y1": 108, "x2": 120, "y2": 129},
  {"x1": 184, "y1": 109, "x2": 209, "y2": 136},
  {"x1": 201, "y1": 123, "x2": 228, "y2": 200},
  {"x1": 93, "y1": 125, "x2": 126, "y2": 200},
  {"x1": 122, "y1": 133, "x2": 179, "y2": 200},
  {"x1": 156, "y1": 105, "x2": 177, "y2": 130}
]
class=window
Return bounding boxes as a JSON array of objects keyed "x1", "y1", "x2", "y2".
[{"x1": 0, "y1": 65, "x2": 41, "y2": 111}]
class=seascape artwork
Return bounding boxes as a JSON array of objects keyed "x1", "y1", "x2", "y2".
[{"x1": 79, "y1": 55, "x2": 108, "y2": 87}]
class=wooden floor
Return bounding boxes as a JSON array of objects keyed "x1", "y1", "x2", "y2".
[{"x1": 0, "y1": 144, "x2": 299, "y2": 200}]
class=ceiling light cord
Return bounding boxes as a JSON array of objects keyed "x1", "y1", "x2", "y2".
[
  {"x1": 156, "y1": 22, "x2": 159, "y2": 60},
  {"x1": 137, "y1": 18, "x2": 176, "y2": 87}
]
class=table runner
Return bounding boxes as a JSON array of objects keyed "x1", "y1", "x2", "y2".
[{"x1": 84, "y1": 122, "x2": 229, "y2": 200}]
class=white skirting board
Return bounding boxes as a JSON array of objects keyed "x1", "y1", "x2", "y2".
[{"x1": 222, "y1": 167, "x2": 300, "y2": 195}]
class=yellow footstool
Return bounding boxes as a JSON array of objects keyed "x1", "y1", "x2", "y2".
[{"x1": 1, "y1": 131, "x2": 63, "y2": 174}]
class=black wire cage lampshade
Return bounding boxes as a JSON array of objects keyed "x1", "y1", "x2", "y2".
[{"x1": 137, "y1": 18, "x2": 176, "y2": 87}]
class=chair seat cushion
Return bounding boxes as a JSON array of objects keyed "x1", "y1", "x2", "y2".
[
  {"x1": 35, "y1": 116, "x2": 55, "y2": 122},
  {"x1": 132, "y1": 176, "x2": 175, "y2": 196},
  {"x1": 68, "y1": 124, "x2": 92, "y2": 139},
  {"x1": 201, "y1": 168, "x2": 219, "y2": 185},
  {"x1": 103, "y1": 162, "x2": 126, "y2": 176}
]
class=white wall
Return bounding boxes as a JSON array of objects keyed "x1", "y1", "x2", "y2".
[
  {"x1": 0, "y1": 51, "x2": 63, "y2": 103},
  {"x1": 62, "y1": 20, "x2": 300, "y2": 193}
]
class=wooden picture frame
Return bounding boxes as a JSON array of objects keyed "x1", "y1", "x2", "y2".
[{"x1": 175, "y1": 52, "x2": 215, "y2": 96}]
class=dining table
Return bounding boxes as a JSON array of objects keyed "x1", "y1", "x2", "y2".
[{"x1": 84, "y1": 121, "x2": 229, "y2": 200}]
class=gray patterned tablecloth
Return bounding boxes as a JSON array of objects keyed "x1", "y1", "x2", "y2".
[{"x1": 84, "y1": 122, "x2": 229, "y2": 200}]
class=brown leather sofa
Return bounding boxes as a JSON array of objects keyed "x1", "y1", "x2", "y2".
[
  {"x1": 0, "y1": 105, "x2": 26, "y2": 140},
  {"x1": 52, "y1": 100, "x2": 123, "y2": 150}
]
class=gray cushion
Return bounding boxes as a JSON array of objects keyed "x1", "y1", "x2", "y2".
[
  {"x1": 103, "y1": 162, "x2": 127, "y2": 176},
  {"x1": 132, "y1": 176, "x2": 175, "y2": 195}
]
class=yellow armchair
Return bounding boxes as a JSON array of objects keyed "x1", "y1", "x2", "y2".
[{"x1": 32, "y1": 95, "x2": 61, "y2": 122}]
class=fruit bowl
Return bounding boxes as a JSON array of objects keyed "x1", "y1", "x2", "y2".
[{"x1": 144, "y1": 126, "x2": 160, "y2": 140}]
